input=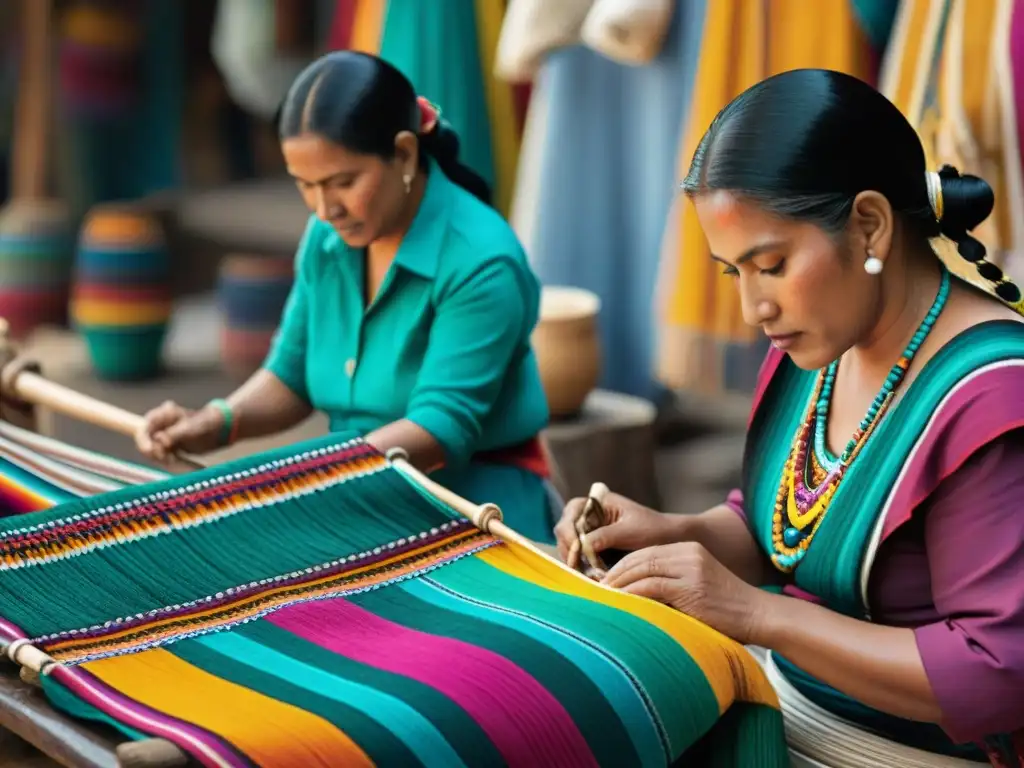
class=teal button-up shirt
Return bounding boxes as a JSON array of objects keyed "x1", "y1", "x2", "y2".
[{"x1": 263, "y1": 163, "x2": 550, "y2": 477}]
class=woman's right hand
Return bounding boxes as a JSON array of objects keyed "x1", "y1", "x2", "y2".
[
  {"x1": 135, "y1": 400, "x2": 225, "y2": 462},
  {"x1": 554, "y1": 491, "x2": 681, "y2": 565}
]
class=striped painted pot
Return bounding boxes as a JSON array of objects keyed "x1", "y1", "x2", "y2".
[
  {"x1": 217, "y1": 254, "x2": 294, "y2": 378},
  {"x1": 0, "y1": 200, "x2": 75, "y2": 339},
  {"x1": 70, "y1": 204, "x2": 171, "y2": 380}
]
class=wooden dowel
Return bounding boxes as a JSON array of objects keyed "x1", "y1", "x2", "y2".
[
  {"x1": 0, "y1": 357, "x2": 205, "y2": 470},
  {"x1": 1, "y1": 638, "x2": 190, "y2": 766},
  {"x1": 4, "y1": 637, "x2": 54, "y2": 674},
  {"x1": 386, "y1": 451, "x2": 620, "y2": 591},
  {"x1": 11, "y1": 0, "x2": 54, "y2": 200}
]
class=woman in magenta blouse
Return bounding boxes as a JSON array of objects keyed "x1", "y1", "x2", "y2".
[{"x1": 557, "y1": 70, "x2": 1024, "y2": 767}]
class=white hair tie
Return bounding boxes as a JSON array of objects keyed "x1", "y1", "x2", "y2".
[{"x1": 925, "y1": 171, "x2": 944, "y2": 222}]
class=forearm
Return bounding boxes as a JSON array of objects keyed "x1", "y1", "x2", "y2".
[
  {"x1": 365, "y1": 419, "x2": 446, "y2": 473},
  {"x1": 223, "y1": 369, "x2": 314, "y2": 440},
  {"x1": 671, "y1": 505, "x2": 779, "y2": 586},
  {"x1": 755, "y1": 591, "x2": 943, "y2": 723}
]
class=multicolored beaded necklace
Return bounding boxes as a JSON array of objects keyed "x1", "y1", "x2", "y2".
[{"x1": 770, "y1": 267, "x2": 951, "y2": 572}]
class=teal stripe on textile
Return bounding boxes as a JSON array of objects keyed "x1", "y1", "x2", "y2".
[
  {"x1": 240, "y1": 619, "x2": 504, "y2": 766},
  {"x1": 681, "y1": 701, "x2": 790, "y2": 768},
  {"x1": 403, "y1": 577, "x2": 666, "y2": 767},
  {"x1": 195, "y1": 629, "x2": 465, "y2": 768},
  {"x1": 40, "y1": 673, "x2": 149, "y2": 742},
  {"x1": 171, "y1": 636, "x2": 422, "y2": 766},
  {"x1": 426, "y1": 555, "x2": 722, "y2": 759},
  {"x1": 350, "y1": 583, "x2": 632, "y2": 767},
  {"x1": 0, "y1": 440, "x2": 462, "y2": 636}
]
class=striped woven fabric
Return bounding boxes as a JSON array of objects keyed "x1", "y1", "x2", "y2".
[{"x1": 0, "y1": 430, "x2": 788, "y2": 767}]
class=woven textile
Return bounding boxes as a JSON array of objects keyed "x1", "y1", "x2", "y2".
[{"x1": 0, "y1": 430, "x2": 787, "y2": 766}]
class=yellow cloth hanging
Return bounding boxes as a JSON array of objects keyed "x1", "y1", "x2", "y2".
[
  {"x1": 655, "y1": 0, "x2": 873, "y2": 393},
  {"x1": 882, "y1": 0, "x2": 1024, "y2": 289},
  {"x1": 349, "y1": 0, "x2": 386, "y2": 54}
]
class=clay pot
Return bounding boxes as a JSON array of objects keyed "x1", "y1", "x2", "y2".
[{"x1": 532, "y1": 286, "x2": 602, "y2": 418}]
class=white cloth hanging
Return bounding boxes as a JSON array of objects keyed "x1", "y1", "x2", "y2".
[
  {"x1": 581, "y1": 0, "x2": 674, "y2": 66},
  {"x1": 494, "y1": 0, "x2": 597, "y2": 82},
  {"x1": 211, "y1": 0, "x2": 309, "y2": 119}
]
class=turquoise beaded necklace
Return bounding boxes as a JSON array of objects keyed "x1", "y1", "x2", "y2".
[
  {"x1": 812, "y1": 267, "x2": 951, "y2": 473},
  {"x1": 770, "y1": 266, "x2": 951, "y2": 572}
]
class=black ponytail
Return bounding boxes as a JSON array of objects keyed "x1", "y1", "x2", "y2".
[
  {"x1": 932, "y1": 165, "x2": 1021, "y2": 304},
  {"x1": 417, "y1": 121, "x2": 492, "y2": 205},
  {"x1": 278, "y1": 50, "x2": 493, "y2": 207}
]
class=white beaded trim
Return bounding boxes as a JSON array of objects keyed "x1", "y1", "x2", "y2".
[
  {"x1": 45, "y1": 539, "x2": 498, "y2": 667},
  {"x1": 925, "y1": 170, "x2": 943, "y2": 222}
]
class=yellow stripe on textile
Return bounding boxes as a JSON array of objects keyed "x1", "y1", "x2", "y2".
[
  {"x1": 474, "y1": 0, "x2": 522, "y2": 218},
  {"x1": 656, "y1": 0, "x2": 876, "y2": 392},
  {"x1": 86, "y1": 649, "x2": 374, "y2": 768},
  {"x1": 476, "y1": 542, "x2": 779, "y2": 713},
  {"x1": 350, "y1": 0, "x2": 387, "y2": 54}
]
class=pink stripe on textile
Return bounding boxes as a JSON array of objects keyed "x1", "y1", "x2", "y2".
[{"x1": 268, "y1": 597, "x2": 599, "y2": 768}]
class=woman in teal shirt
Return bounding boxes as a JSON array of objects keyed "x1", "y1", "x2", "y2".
[{"x1": 135, "y1": 51, "x2": 557, "y2": 543}]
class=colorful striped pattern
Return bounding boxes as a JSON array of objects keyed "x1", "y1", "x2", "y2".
[
  {"x1": 327, "y1": 0, "x2": 531, "y2": 218},
  {"x1": 70, "y1": 205, "x2": 170, "y2": 380},
  {"x1": 0, "y1": 200, "x2": 75, "y2": 339},
  {"x1": 58, "y1": 0, "x2": 142, "y2": 119},
  {"x1": 217, "y1": 254, "x2": 294, "y2": 378},
  {"x1": 0, "y1": 430, "x2": 787, "y2": 766}
]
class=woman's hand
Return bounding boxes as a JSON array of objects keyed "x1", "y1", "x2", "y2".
[
  {"x1": 554, "y1": 492, "x2": 682, "y2": 564},
  {"x1": 602, "y1": 542, "x2": 767, "y2": 645},
  {"x1": 135, "y1": 400, "x2": 224, "y2": 462}
]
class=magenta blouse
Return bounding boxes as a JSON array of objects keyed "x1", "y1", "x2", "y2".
[{"x1": 727, "y1": 352, "x2": 1024, "y2": 746}]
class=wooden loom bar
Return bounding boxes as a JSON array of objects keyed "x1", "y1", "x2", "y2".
[{"x1": 0, "y1": 351, "x2": 613, "y2": 588}]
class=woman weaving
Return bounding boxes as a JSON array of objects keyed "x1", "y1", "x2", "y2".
[
  {"x1": 557, "y1": 70, "x2": 1024, "y2": 766},
  {"x1": 135, "y1": 51, "x2": 558, "y2": 544}
]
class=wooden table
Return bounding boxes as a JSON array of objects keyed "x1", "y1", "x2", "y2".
[
  {"x1": 543, "y1": 389, "x2": 660, "y2": 509},
  {"x1": 0, "y1": 665, "x2": 119, "y2": 768}
]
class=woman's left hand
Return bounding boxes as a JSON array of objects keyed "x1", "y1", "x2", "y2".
[{"x1": 602, "y1": 542, "x2": 768, "y2": 645}]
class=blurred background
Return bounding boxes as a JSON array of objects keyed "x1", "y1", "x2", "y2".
[{"x1": 0, "y1": 0, "x2": 1018, "y2": 520}]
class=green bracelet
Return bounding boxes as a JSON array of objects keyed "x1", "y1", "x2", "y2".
[{"x1": 207, "y1": 398, "x2": 236, "y2": 447}]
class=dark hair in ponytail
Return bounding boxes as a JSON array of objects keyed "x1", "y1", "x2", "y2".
[
  {"x1": 277, "y1": 51, "x2": 493, "y2": 206},
  {"x1": 682, "y1": 68, "x2": 1021, "y2": 306}
]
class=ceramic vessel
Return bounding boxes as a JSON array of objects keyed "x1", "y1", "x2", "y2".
[{"x1": 532, "y1": 286, "x2": 602, "y2": 418}]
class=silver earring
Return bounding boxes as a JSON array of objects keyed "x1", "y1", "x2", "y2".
[
  {"x1": 864, "y1": 251, "x2": 883, "y2": 275},
  {"x1": 403, "y1": 174, "x2": 413, "y2": 194}
]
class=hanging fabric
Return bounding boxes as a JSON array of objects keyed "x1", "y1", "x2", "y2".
[
  {"x1": 580, "y1": 0, "x2": 675, "y2": 66},
  {"x1": 327, "y1": 0, "x2": 528, "y2": 219},
  {"x1": 881, "y1": 0, "x2": 1024, "y2": 284},
  {"x1": 508, "y1": 3, "x2": 708, "y2": 399},
  {"x1": 211, "y1": 0, "x2": 309, "y2": 120},
  {"x1": 654, "y1": 1, "x2": 894, "y2": 395}
]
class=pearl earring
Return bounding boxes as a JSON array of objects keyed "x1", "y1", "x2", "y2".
[
  {"x1": 864, "y1": 251, "x2": 884, "y2": 275},
  {"x1": 403, "y1": 174, "x2": 413, "y2": 194}
]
